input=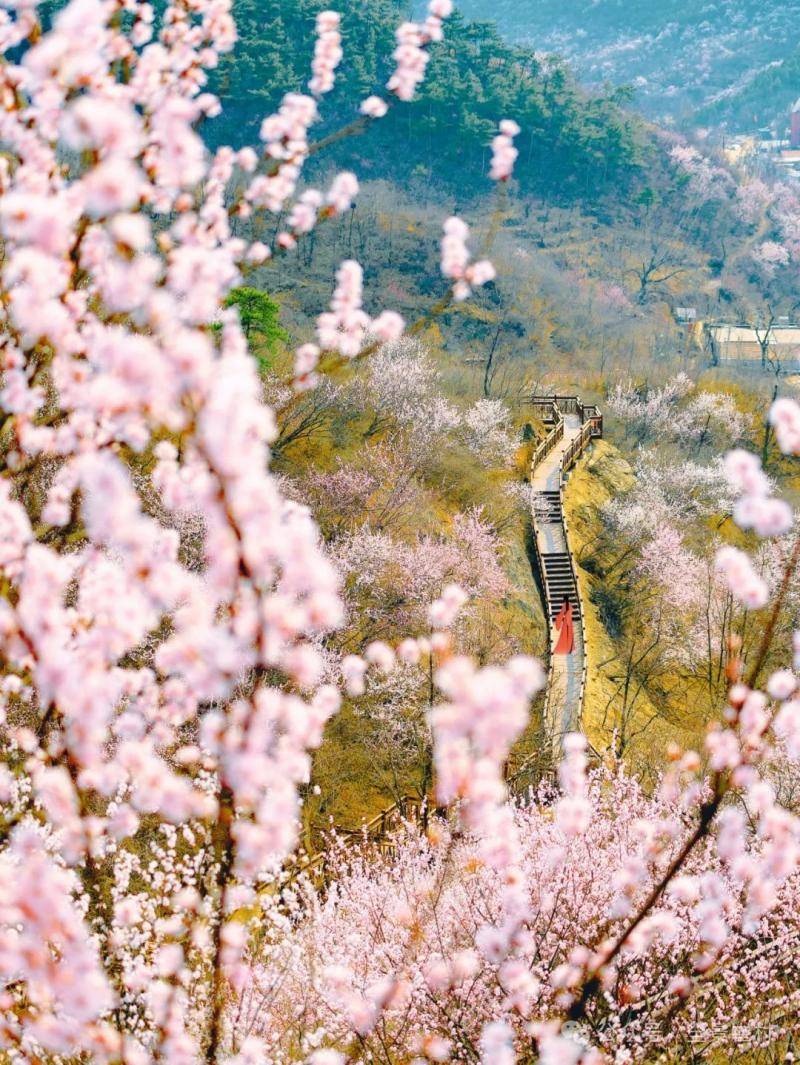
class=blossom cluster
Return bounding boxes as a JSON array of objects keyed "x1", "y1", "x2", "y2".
[
  {"x1": 724, "y1": 447, "x2": 792, "y2": 538},
  {"x1": 669, "y1": 143, "x2": 735, "y2": 202},
  {"x1": 387, "y1": 0, "x2": 453, "y2": 101},
  {"x1": 607, "y1": 375, "x2": 751, "y2": 447},
  {"x1": 489, "y1": 119, "x2": 521, "y2": 181},
  {"x1": 0, "y1": 0, "x2": 502, "y2": 1055},
  {"x1": 440, "y1": 217, "x2": 496, "y2": 301},
  {"x1": 316, "y1": 259, "x2": 405, "y2": 359},
  {"x1": 309, "y1": 11, "x2": 342, "y2": 97},
  {"x1": 715, "y1": 545, "x2": 769, "y2": 609}
]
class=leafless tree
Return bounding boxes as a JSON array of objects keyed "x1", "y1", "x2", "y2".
[{"x1": 626, "y1": 240, "x2": 690, "y2": 305}]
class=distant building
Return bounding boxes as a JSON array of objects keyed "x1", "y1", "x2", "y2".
[
  {"x1": 706, "y1": 323, "x2": 800, "y2": 369},
  {"x1": 776, "y1": 148, "x2": 800, "y2": 179},
  {"x1": 674, "y1": 307, "x2": 697, "y2": 323}
]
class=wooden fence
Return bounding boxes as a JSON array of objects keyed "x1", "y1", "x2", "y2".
[{"x1": 282, "y1": 794, "x2": 426, "y2": 892}]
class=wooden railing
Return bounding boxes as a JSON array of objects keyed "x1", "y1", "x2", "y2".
[
  {"x1": 562, "y1": 418, "x2": 596, "y2": 478},
  {"x1": 531, "y1": 395, "x2": 602, "y2": 482},
  {"x1": 531, "y1": 415, "x2": 564, "y2": 470},
  {"x1": 529, "y1": 394, "x2": 602, "y2": 739},
  {"x1": 282, "y1": 794, "x2": 426, "y2": 891}
]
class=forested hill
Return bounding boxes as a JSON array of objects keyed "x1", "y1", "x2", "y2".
[
  {"x1": 444, "y1": 0, "x2": 800, "y2": 123},
  {"x1": 695, "y1": 47, "x2": 800, "y2": 133},
  {"x1": 207, "y1": 0, "x2": 649, "y2": 203}
]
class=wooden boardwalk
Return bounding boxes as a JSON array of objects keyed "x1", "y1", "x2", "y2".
[{"x1": 529, "y1": 396, "x2": 602, "y2": 746}]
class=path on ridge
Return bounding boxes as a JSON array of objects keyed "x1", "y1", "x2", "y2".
[{"x1": 530, "y1": 407, "x2": 596, "y2": 744}]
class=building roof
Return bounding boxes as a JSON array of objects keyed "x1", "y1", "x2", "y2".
[
  {"x1": 792, "y1": 96, "x2": 800, "y2": 114},
  {"x1": 707, "y1": 325, "x2": 800, "y2": 344}
]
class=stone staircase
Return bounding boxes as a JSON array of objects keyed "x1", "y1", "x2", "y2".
[
  {"x1": 528, "y1": 394, "x2": 602, "y2": 744},
  {"x1": 541, "y1": 551, "x2": 581, "y2": 623}
]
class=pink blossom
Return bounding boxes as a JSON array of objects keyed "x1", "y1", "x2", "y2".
[
  {"x1": 725, "y1": 448, "x2": 771, "y2": 496},
  {"x1": 360, "y1": 95, "x2": 389, "y2": 118},
  {"x1": 770, "y1": 397, "x2": 800, "y2": 454},
  {"x1": 370, "y1": 309, "x2": 405, "y2": 342},
  {"x1": 715, "y1": 546, "x2": 769, "y2": 609},
  {"x1": 326, "y1": 171, "x2": 359, "y2": 213},
  {"x1": 753, "y1": 240, "x2": 790, "y2": 275},
  {"x1": 428, "y1": 582, "x2": 468, "y2": 628},
  {"x1": 489, "y1": 118, "x2": 520, "y2": 181},
  {"x1": 309, "y1": 10, "x2": 343, "y2": 97},
  {"x1": 767, "y1": 669, "x2": 796, "y2": 701},
  {"x1": 387, "y1": 22, "x2": 430, "y2": 101},
  {"x1": 480, "y1": 1021, "x2": 515, "y2": 1064},
  {"x1": 440, "y1": 217, "x2": 496, "y2": 299}
]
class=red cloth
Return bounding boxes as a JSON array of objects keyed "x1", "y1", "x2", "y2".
[{"x1": 553, "y1": 601, "x2": 574, "y2": 654}]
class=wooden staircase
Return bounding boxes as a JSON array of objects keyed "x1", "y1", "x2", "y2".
[
  {"x1": 536, "y1": 489, "x2": 563, "y2": 525},
  {"x1": 275, "y1": 393, "x2": 604, "y2": 897}
]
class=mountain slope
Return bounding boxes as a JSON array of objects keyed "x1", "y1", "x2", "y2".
[
  {"x1": 208, "y1": 0, "x2": 649, "y2": 203},
  {"x1": 695, "y1": 45, "x2": 800, "y2": 132},
  {"x1": 444, "y1": 0, "x2": 800, "y2": 121}
]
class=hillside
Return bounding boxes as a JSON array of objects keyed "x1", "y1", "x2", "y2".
[
  {"x1": 696, "y1": 46, "x2": 800, "y2": 133},
  {"x1": 209, "y1": 0, "x2": 648, "y2": 203},
  {"x1": 441, "y1": 0, "x2": 800, "y2": 122},
  {"x1": 9, "y1": 0, "x2": 800, "y2": 1060}
]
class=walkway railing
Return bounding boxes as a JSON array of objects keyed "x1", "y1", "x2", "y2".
[
  {"x1": 529, "y1": 394, "x2": 602, "y2": 742},
  {"x1": 282, "y1": 794, "x2": 426, "y2": 892}
]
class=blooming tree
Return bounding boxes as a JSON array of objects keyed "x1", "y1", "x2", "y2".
[
  {"x1": 350, "y1": 338, "x2": 460, "y2": 451},
  {"x1": 735, "y1": 178, "x2": 772, "y2": 225},
  {"x1": 460, "y1": 398, "x2": 518, "y2": 469},
  {"x1": 607, "y1": 376, "x2": 750, "y2": 448},
  {"x1": 602, "y1": 452, "x2": 734, "y2": 539},
  {"x1": 234, "y1": 767, "x2": 800, "y2": 1063},
  {"x1": 670, "y1": 144, "x2": 735, "y2": 203},
  {"x1": 752, "y1": 240, "x2": 791, "y2": 276},
  {"x1": 0, "y1": 0, "x2": 525, "y2": 1057},
  {"x1": 330, "y1": 508, "x2": 509, "y2": 638}
]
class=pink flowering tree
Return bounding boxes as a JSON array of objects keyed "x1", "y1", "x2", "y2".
[
  {"x1": 324, "y1": 508, "x2": 512, "y2": 801},
  {"x1": 460, "y1": 399, "x2": 519, "y2": 469},
  {"x1": 349, "y1": 338, "x2": 461, "y2": 452},
  {"x1": 234, "y1": 766, "x2": 800, "y2": 1063},
  {"x1": 599, "y1": 436, "x2": 796, "y2": 713},
  {"x1": 735, "y1": 178, "x2": 772, "y2": 226},
  {"x1": 242, "y1": 401, "x2": 800, "y2": 1060},
  {"x1": 0, "y1": 0, "x2": 526, "y2": 1057},
  {"x1": 669, "y1": 144, "x2": 735, "y2": 204},
  {"x1": 606, "y1": 376, "x2": 751, "y2": 449},
  {"x1": 752, "y1": 240, "x2": 791, "y2": 277}
]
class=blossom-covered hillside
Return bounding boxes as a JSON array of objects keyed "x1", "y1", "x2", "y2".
[{"x1": 451, "y1": 0, "x2": 800, "y2": 121}]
